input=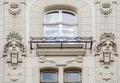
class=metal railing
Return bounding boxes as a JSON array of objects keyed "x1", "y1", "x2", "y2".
[{"x1": 29, "y1": 37, "x2": 94, "y2": 50}]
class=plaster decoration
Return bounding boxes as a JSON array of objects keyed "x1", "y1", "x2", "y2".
[
  {"x1": 96, "y1": 33, "x2": 117, "y2": 68},
  {"x1": 3, "y1": 31, "x2": 26, "y2": 67},
  {"x1": 100, "y1": 2, "x2": 112, "y2": 15},
  {"x1": 5, "y1": 67, "x2": 24, "y2": 83},
  {"x1": 100, "y1": 71, "x2": 114, "y2": 81},
  {"x1": 39, "y1": 60, "x2": 56, "y2": 64},
  {"x1": 56, "y1": 64, "x2": 66, "y2": 67},
  {"x1": 67, "y1": 56, "x2": 83, "y2": 64},
  {"x1": 97, "y1": 33, "x2": 117, "y2": 52},
  {"x1": 67, "y1": 60, "x2": 82, "y2": 64},
  {"x1": 39, "y1": 56, "x2": 46, "y2": 63},
  {"x1": 8, "y1": 3, "x2": 21, "y2": 16},
  {"x1": 39, "y1": 56, "x2": 56, "y2": 64},
  {"x1": 99, "y1": 0, "x2": 117, "y2": 15}
]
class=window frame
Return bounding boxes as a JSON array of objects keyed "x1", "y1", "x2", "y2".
[
  {"x1": 64, "y1": 71, "x2": 81, "y2": 83},
  {"x1": 44, "y1": 10, "x2": 77, "y2": 37},
  {"x1": 41, "y1": 71, "x2": 58, "y2": 82}
]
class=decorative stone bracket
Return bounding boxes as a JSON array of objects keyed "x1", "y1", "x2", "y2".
[
  {"x1": 3, "y1": 31, "x2": 26, "y2": 68},
  {"x1": 96, "y1": 33, "x2": 117, "y2": 68}
]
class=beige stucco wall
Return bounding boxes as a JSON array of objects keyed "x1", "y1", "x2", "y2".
[
  {"x1": 0, "y1": 0, "x2": 4, "y2": 83},
  {"x1": 0, "y1": 0, "x2": 120, "y2": 83},
  {"x1": 28, "y1": 1, "x2": 94, "y2": 83},
  {"x1": 29, "y1": 0, "x2": 92, "y2": 37}
]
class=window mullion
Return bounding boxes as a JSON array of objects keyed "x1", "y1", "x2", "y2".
[
  {"x1": 59, "y1": 10, "x2": 62, "y2": 37},
  {"x1": 59, "y1": 24, "x2": 62, "y2": 37}
]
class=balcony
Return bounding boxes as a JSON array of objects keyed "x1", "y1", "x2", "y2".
[{"x1": 29, "y1": 37, "x2": 94, "y2": 56}]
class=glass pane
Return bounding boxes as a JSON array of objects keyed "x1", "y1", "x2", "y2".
[
  {"x1": 65, "y1": 72, "x2": 80, "y2": 82},
  {"x1": 45, "y1": 25, "x2": 59, "y2": 37},
  {"x1": 45, "y1": 11, "x2": 59, "y2": 23},
  {"x1": 42, "y1": 72, "x2": 57, "y2": 82},
  {"x1": 62, "y1": 25, "x2": 75, "y2": 37},
  {"x1": 62, "y1": 11, "x2": 76, "y2": 24}
]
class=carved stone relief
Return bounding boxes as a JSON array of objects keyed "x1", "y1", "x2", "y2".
[
  {"x1": 96, "y1": 33, "x2": 117, "y2": 68},
  {"x1": 3, "y1": 31, "x2": 26, "y2": 68},
  {"x1": 5, "y1": 68, "x2": 24, "y2": 83},
  {"x1": 100, "y1": 1, "x2": 112, "y2": 15},
  {"x1": 99, "y1": 70, "x2": 114, "y2": 81},
  {"x1": 9, "y1": 2, "x2": 21, "y2": 16},
  {"x1": 95, "y1": 33, "x2": 118, "y2": 82}
]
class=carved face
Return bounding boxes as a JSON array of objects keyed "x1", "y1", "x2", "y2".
[
  {"x1": 8, "y1": 41, "x2": 20, "y2": 52},
  {"x1": 101, "y1": 41, "x2": 113, "y2": 53}
]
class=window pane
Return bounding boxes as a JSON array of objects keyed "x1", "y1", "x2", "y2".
[
  {"x1": 44, "y1": 10, "x2": 77, "y2": 37},
  {"x1": 62, "y1": 11, "x2": 76, "y2": 24},
  {"x1": 42, "y1": 72, "x2": 57, "y2": 82},
  {"x1": 62, "y1": 25, "x2": 75, "y2": 37},
  {"x1": 45, "y1": 25, "x2": 59, "y2": 37},
  {"x1": 65, "y1": 72, "x2": 80, "y2": 82},
  {"x1": 45, "y1": 11, "x2": 59, "y2": 23}
]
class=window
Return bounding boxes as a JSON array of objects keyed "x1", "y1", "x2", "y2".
[
  {"x1": 41, "y1": 71, "x2": 57, "y2": 83},
  {"x1": 44, "y1": 10, "x2": 77, "y2": 37},
  {"x1": 64, "y1": 71, "x2": 81, "y2": 83}
]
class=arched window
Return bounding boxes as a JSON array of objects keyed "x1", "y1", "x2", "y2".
[{"x1": 44, "y1": 10, "x2": 77, "y2": 37}]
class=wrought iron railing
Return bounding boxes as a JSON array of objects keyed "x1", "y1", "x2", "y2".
[{"x1": 29, "y1": 37, "x2": 94, "y2": 50}]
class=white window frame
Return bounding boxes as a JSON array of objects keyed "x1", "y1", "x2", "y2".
[
  {"x1": 44, "y1": 10, "x2": 77, "y2": 37},
  {"x1": 41, "y1": 71, "x2": 58, "y2": 82},
  {"x1": 64, "y1": 71, "x2": 81, "y2": 82}
]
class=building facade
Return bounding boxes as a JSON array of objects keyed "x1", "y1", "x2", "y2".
[{"x1": 0, "y1": 0, "x2": 120, "y2": 83}]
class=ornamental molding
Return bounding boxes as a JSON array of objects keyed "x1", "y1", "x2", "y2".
[
  {"x1": 100, "y1": 71, "x2": 114, "y2": 81},
  {"x1": 99, "y1": 33, "x2": 115, "y2": 41},
  {"x1": 97, "y1": 33, "x2": 117, "y2": 52},
  {"x1": 96, "y1": 0, "x2": 117, "y2": 15},
  {"x1": 97, "y1": 0, "x2": 117, "y2": 15},
  {"x1": 67, "y1": 56, "x2": 83, "y2": 64},
  {"x1": 96, "y1": 33, "x2": 117, "y2": 68},
  {"x1": 6, "y1": 31, "x2": 22, "y2": 41},
  {"x1": 100, "y1": 2, "x2": 112, "y2": 15},
  {"x1": 9, "y1": 2, "x2": 21, "y2": 16},
  {"x1": 3, "y1": 31, "x2": 26, "y2": 68}
]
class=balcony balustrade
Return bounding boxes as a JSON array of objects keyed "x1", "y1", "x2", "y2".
[{"x1": 29, "y1": 37, "x2": 94, "y2": 50}]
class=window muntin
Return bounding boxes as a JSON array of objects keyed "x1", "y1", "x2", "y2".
[
  {"x1": 44, "y1": 10, "x2": 77, "y2": 37},
  {"x1": 64, "y1": 71, "x2": 81, "y2": 82},
  {"x1": 41, "y1": 71, "x2": 57, "y2": 82}
]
